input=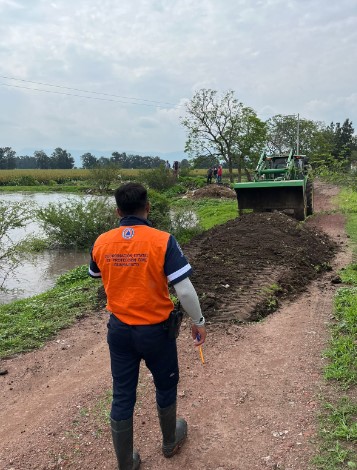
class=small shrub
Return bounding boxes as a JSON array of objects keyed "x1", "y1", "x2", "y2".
[
  {"x1": 15, "y1": 175, "x2": 39, "y2": 186},
  {"x1": 164, "y1": 184, "x2": 187, "y2": 198},
  {"x1": 178, "y1": 166, "x2": 191, "y2": 178},
  {"x1": 147, "y1": 189, "x2": 171, "y2": 231},
  {"x1": 139, "y1": 165, "x2": 177, "y2": 191},
  {"x1": 56, "y1": 265, "x2": 89, "y2": 286},
  {"x1": 35, "y1": 196, "x2": 118, "y2": 249},
  {"x1": 179, "y1": 176, "x2": 206, "y2": 190},
  {"x1": 89, "y1": 164, "x2": 120, "y2": 192},
  {"x1": 170, "y1": 205, "x2": 203, "y2": 244},
  {"x1": 0, "y1": 201, "x2": 32, "y2": 288},
  {"x1": 33, "y1": 189, "x2": 174, "y2": 249},
  {"x1": 17, "y1": 236, "x2": 50, "y2": 252}
]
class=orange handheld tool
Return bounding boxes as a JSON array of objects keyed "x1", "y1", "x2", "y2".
[{"x1": 196, "y1": 334, "x2": 205, "y2": 364}]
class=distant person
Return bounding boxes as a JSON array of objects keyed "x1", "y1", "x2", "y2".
[
  {"x1": 165, "y1": 160, "x2": 171, "y2": 170},
  {"x1": 173, "y1": 161, "x2": 179, "y2": 178},
  {"x1": 213, "y1": 166, "x2": 218, "y2": 183},
  {"x1": 217, "y1": 165, "x2": 223, "y2": 184},
  {"x1": 89, "y1": 183, "x2": 206, "y2": 470},
  {"x1": 206, "y1": 167, "x2": 213, "y2": 184}
]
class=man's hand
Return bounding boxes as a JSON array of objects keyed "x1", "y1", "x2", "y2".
[{"x1": 191, "y1": 324, "x2": 206, "y2": 346}]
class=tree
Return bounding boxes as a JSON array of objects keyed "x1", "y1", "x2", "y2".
[
  {"x1": 0, "y1": 147, "x2": 16, "y2": 170},
  {"x1": 50, "y1": 148, "x2": 74, "y2": 169},
  {"x1": 180, "y1": 158, "x2": 190, "y2": 169},
  {"x1": 35, "y1": 150, "x2": 50, "y2": 169},
  {"x1": 331, "y1": 118, "x2": 355, "y2": 162},
  {"x1": 81, "y1": 152, "x2": 98, "y2": 169},
  {"x1": 266, "y1": 115, "x2": 319, "y2": 155},
  {"x1": 111, "y1": 152, "x2": 128, "y2": 167},
  {"x1": 15, "y1": 155, "x2": 37, "y2": 169},
  {"x1": 308, "y1": 124, "x2": 335, "y2": 167},
  {"x1": 181, "y1": 89, "x2": 266, "y2": 182},
  {"x1": 110, "y1": 152, "x2": 165, "y2": 169},
  {"x1": 97, "y1": 156, "x2": 111, "y2": 167},
  {"x1": 191, "y1": 154, "x2": 219, "y2": 169},
  {"x1": 233, "y1": 107, "x2": 266, "y2": 181}
]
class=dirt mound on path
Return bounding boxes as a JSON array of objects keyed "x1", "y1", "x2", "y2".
[
  {"x1": 189, "y1": 184, "x2": 236, "y2": 199},
  {"x1": 183, "y1": 212, "x2": 337, "y2": 322}
]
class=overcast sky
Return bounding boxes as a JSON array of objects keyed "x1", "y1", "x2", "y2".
[{"x1": 1, "y1": 0, "x2": 356, "y2": 159}]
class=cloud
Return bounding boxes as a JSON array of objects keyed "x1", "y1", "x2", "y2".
[
  {"x1": 0, "y1": 0, "x2": 23, "y2": 11},
  {"x1": 1, "y1": 0, "x2": 357, "y2": 156}
]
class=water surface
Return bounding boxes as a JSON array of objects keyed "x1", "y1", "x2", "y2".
[{"x1": 0, "y1": 192, "x2": 97, "y2": 304}]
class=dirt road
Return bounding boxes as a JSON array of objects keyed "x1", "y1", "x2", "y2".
[{"x1": 0, "y1": 181, "x2": 351, "y2": 470}]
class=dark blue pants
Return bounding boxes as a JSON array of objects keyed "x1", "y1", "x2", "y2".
[{"x1": 107, "y1": 314, "x2": 179, "y2": 421}]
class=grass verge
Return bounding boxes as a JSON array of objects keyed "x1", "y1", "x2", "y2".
[
  {"x1": 0, "y1": 265, "x2": 101, "y2": 358},
  {"x1": 171, "y1": 197, "x2": 238, "y2": 230},
  {"x1": 312, "y1": 189, "x2": 357, "y2": 469}
]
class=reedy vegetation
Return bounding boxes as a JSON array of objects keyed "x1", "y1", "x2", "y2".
[{"x1": 0, "y1": 201, "x2": 31, "y2": 288}]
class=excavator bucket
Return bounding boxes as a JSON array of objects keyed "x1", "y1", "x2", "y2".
[{"x1": 233, "y1": 180, "x2": 307, "y2": 220}]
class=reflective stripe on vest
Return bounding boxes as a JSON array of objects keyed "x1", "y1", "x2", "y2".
[{"x1": 92, "y1": 225, "x2": 174, "y2": 325}]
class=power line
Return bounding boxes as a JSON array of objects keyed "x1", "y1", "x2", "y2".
[
  {"x1": 0, "y1": 74, "x2": 177, "y2": 107},
  {"x1": 0, "y1": 81, "x2": 178, "y2": 108}
]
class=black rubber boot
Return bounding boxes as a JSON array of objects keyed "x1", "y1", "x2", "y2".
[
  {"x1": 157, "y1": 402, "x2": 187, "y2": 458},
  {"x1": 110, "y1": 417, "x2": 141, "y2": 470}
]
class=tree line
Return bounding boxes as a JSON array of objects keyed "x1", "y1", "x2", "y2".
[
  {"x1": 0, "y1": 147, "x2": 177, "y2": 171},
  {"x1": 2, "y1": 89, "x2": 356, "y2": 179}
]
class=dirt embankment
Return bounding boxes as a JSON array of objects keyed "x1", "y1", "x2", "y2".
[
  {"x1": 0, "y1": 180, "x2": 351, "y2": 470},
  {"x1": 185, "y1": 211, "x2": 337, "y2": 322}
]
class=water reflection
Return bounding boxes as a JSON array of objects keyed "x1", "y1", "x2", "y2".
[
  {"x1": 0, "y1": 192, "x2": 96, "y2": 305},
  {"x1": 1, "y1": 250, "x2": 90, "y2": 304}
]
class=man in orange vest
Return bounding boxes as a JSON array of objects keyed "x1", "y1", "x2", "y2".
[{"x1": 89, "y1": 182, "x2": 206, "y2": 470}]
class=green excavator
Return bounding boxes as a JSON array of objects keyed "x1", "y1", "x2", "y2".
[{"x1": 233, "y1": 149, "x2": 313, "y2": 220}]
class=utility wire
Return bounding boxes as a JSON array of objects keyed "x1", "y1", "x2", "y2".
[
  {"x1": 0, "y1": 74, "x2": 178, "y2": 107},
  {"x1": 0, "y1": 82, "x2": 178, "y2": 108}
]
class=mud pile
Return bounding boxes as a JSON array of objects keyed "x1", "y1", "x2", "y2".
[
  {"x1": 190, "y1": 184, "x2": 236, "y2": 199},
  {"x1": 183, "y1": 212, "x2": 337, "y2": 322}
]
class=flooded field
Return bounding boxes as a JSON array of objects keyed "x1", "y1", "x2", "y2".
[{"x1": 0, "y1": 192, "x2": 96, "y2": 304}]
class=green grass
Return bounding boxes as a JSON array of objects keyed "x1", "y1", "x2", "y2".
[
  {"x1": 313, "y1": 186, "x2": 357, "y2": 469},
  {"x1": 337, "y1": 188, "x2": 357, "y2": 259},
  {"x1": 169, "y1": 197, "x2": 238, "y2": 244},
  {"x1": 172, "y1": 197, "x2": 238, "y2": 230},
  {"x1": 338, "y1": 188, "x2": 357, "y2": 214},
  {"x1": 0, "y1": 265, "x2": 101, "y2": 358},
  {"x1": 322, "y1": 399, "x2": 357, "y2": 441},
  {"x1": 340, "y1": 264, "x2": 357, "y2": 284},
  {"x1": 313, "y1": 399, "x2": 357, "y2": 469}
]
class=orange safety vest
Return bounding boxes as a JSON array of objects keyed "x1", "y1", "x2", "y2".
[{"x1": 92, "y1": 224, "x2": 174, "y2": 325}]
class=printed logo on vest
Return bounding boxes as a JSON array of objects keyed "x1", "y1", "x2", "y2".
[{"x1": 122, "y1": 227, "x2": 135, "y2": 239}]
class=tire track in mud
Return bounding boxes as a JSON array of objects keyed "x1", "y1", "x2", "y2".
[
  {"x1": 215, "y1": 266, "x2": 286, "y2": 322},
  {"x1": 184, "y1": 211, "x2": 337, "y2": 323}
]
